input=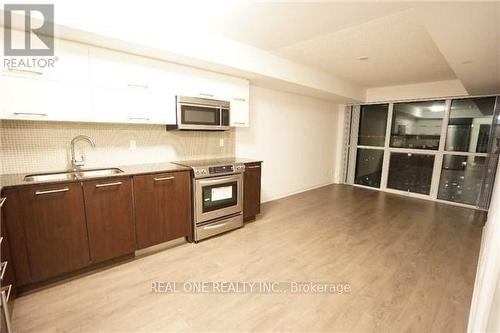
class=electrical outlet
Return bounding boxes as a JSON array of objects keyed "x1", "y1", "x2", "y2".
[
  {"x1": 219, "y1": 138, "x2": 224, "y2": 147},
  {"x1": 129, "y1": 140, "x2": 137, "y2": 150}
]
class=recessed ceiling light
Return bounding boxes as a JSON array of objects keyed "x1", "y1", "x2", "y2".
[
  {"x1": 357, "y1": 56, "x2": 369, "y2": 61},
  {"x1": 461, "y1": 60, "x2": 472, "y2": 64}
]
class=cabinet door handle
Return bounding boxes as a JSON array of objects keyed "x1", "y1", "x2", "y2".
[
  {"x1": 247, "y1": 165, "x2": 260, "y2": 169},
  {"x1": 35, "y1": 188, "x2": 69, "y2": 195},
  {"x1": 199, "y1": 93, "x2": 214, "y2": 98},
  {"x1": 128, "y1": 117, "x2": 150, "y2": 121},
  {"x1": 233, "y1": 97, "x2": 246, "y2": 102},
  {"x1": 127, "y1": 83, "x2": 149, "y2": 89},
  {"x1": 0, "y1": 261, "x2": 7, "y2": 280},
  {"x1": 233, "y1": 122, "x2": 246, "y2": 125},
  {"x1": 7, "y1": 67, "x2": 43, "y2": 76},
  {"x1": 154, "y1": 176, "x2": 175, "y2": 182},
  {"x1": 0, "y1": 197, "x2": 6, "y2": 208},
  {"x1": 95, "y1": 181, "x2": 122, "y2": 188},
  {"x1": 13, "y1": 112, "x2": 48, "y2": 117}
]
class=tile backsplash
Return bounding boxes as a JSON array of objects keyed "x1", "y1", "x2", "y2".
[{"x1": 0, "y1": 120, "x2": 234, "y2": 175}]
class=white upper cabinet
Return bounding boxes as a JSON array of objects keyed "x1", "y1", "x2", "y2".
[
  {"x1": 174, "y1": 67, "x2": 228, "y2": 101},
  {"x1": 0, "y1": 32, "x2": 249, "y2": 127},
  {"x1": 172, "y1": 68, "x2": 250, "y2": 127},
  {"x1": 88, "y1": 47, "x2": 176, "y2": 124},
  {"x1": 227, "y1": 78, "x2": 250, "y2": 127},
  {"x1": 0, "y1": 34, "x2": 92, "y2": 122},
  {"x1": 1, "y1": 29, "x2": 89, "y2": 81}
]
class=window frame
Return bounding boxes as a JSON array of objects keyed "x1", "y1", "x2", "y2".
[{"x1": 346, "y1": 95, "x2": 498, "y2": 210}]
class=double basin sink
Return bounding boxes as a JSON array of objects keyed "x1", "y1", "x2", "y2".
[{"x1": 24, "y1": 168, "x2": 124, "y2": 182}]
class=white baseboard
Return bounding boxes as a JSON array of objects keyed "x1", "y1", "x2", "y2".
[{"x1": 261, "y1": 181, "x2": 336, "y2": 204}]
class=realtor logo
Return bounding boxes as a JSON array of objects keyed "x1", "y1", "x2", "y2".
[{"x1": 3, "y1": 4, "x2": 54, "y2": 56}]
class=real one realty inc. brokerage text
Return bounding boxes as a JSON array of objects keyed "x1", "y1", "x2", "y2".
[{"x1": 152, "y1": 281, "x2": 352, "y2": 294}]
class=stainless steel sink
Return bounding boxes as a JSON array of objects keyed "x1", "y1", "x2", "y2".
[
  {"x1": 75, "y1": 168, "x2": 124, "y2": 178},
  {"x1": 24, "y1": 171, "x2": 75, "y2": 182},
  {"x1": 24, "y1": 168, "x2": 124, "y2": 182}
]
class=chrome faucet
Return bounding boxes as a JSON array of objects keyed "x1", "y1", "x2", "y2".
[{"x1": 70, "y1": 135, "x2": 95, "y2": 171}]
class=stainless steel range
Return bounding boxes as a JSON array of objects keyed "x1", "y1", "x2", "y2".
[{"x1": 173, "y1": 158, "x2": 245, "y2": 242}]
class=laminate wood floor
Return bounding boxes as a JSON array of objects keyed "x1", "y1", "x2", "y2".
[{"x1": 11, "y1": 185, "x2": 485, "y2": 332}]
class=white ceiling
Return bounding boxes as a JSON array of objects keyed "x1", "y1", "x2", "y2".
[
  {"x1": 212, "y1": 2, "x2": 413, "y2": 51},
  {"x1": 212, "y1": 1, "x2": 500, "y2": 94},
  {"x1": 272, "y1": 11, "x2": 456, "y2": 87},
  {"x1": 2, "y1": 0, "x2": 498, "y2": 100}
]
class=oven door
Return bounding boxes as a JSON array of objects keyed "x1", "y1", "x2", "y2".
[{"x1": 194, "y1": 174, "x2": 243, "y2": 223}]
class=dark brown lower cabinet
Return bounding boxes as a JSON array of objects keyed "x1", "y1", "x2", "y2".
[
  {"x1": 2, "y1": 182, "x2": 91, "y2": 284},
  {"x1": 1, "y1": 196, "x2": 16, "y2": 326},
  {"x1": 244, "y1": 162, "x2": 262, "y2": 221},
  {"x1": 134, "y1": 171, "x2": 191, "y2": 249},
  {"x1": 83, "y1": 177, "x2": 135, "y2": 263}
]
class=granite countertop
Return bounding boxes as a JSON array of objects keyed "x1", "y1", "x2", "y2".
[
  {"x1": 234, "y1": 158, "x2": 263, "y2": 164},
  {"x1": 0, "y1": 162, "x2": 191, "y2": 191},
  {"x1": 0, "y1": 158, "x2": 262, "y2": 191}
]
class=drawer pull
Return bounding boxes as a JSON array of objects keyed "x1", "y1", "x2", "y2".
[
  {"x1": 13, "y1": 112, "x2": 48, "y2": 117},
  {"x1": 7, "y1": 67, "x2": 43, "y2": 76},
  {"x1": 0, "y1": 197, "x2": 6, "y2": 207},
  {"x1": 1, "y1": 284, "x2": 12, "y2": 302},
  {"x1": 247, "y1": 165, "x2": 260, "y2": 169},
  {"x1": 233, "y1": 122, "x2": 247, "y2": 125},
  {"x1": 128, "y1": 117, "x2": 150, "y2": 121},
  {"x1": 154, "y1": 176, "x2": 175, "y2": 182},
  {"x1": 35, "y1": 188, "x2": 69, "y2": 195},
  {"x1": 0, "y1": 261, "x2": 7, "y2": 280},
  {"x1": 95, "y1": 181, "x2": 122, "y2": 188},
  {"x1": 127, "y1": 83, "x2": 149, "y2": 89},
  {"x1": 199, "y1": 93, "x2": 214, "y2": 98},
  {"x1": 233, "y1": 97, "x2": 247, "y2": 102}
]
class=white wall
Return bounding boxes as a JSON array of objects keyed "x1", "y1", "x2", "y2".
[
  {"x1": 235, "y1": 86, "x2": 339, "y2": 202},
  {"x1": 487, "y1": 277, "x2": 500, "y2": 332},
  {"x1": 468, "y1": 160, "x2": 500, "y2": 332}
]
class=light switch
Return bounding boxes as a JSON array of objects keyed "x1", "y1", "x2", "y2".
[
  {"x1": 219, "y1": 138, "x2": 224, "y2": 147},
  {"x1": 129, "y1": 140, "x2": 137, "y2": 150}
]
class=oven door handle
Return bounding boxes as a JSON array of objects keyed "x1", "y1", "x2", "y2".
[
  {"x1": 203, "y1": 221, "x2": 230, "y2": 230},
  {"x1": 198, "y1": 176, "x2": 241, "y2": 185}
]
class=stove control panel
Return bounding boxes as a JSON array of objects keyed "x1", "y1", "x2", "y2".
[
  {"x1": 194, "y1": 169, "x2": 208, "y2": 177},
  {"x1": 209, "y1": 165, "x2": 234, "y2": 174},
  {"x1": 192, "y1": 163, "x2": 245, "y2": 178}
]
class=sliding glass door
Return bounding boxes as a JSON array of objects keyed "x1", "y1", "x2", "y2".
[{"x1": 346, "y1": 95, "x2": 499, "y2": 209}]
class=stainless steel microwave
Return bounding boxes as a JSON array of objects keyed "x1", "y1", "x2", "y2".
[{"x1": 167, "y1": 96, "x2": 230, "y2": 131}]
